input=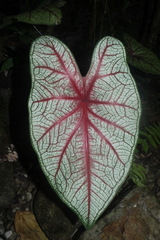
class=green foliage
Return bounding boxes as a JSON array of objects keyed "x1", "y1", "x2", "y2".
[
  {"x1": 0, "y1": 1, "x2": 65, "y2": 30},
  {"x1": 14, "y1": 6, "x2": 62, "y2": 26},
  {"x1": 123, "y1": 34, "x2": 160, "y2": 75},
  {"x1": 0, "y1": 58, "x2": 14, "y2": 73},
  {"x1": 0, "y1": 0, "x2": 66, "y2": 73},
  {"x1": 0, "y1": 0, "x2": 160, "y2": 78},
  {"x1": 130, "y1": 163, "x2": 147, "y2": 187},
  {"x1": 89, "y1": 0, "x2": 160, "y2": 76},
  {"x1": 130, "y1": 122, "x2": 160, "y2": 187},
  {"x1": 137, "y1": 122, "x2": 160, "y2": 153}
]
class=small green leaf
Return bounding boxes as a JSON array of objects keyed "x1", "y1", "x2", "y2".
[
  {"x1": 153, "y1": 123, "x2": 160, "y2": 136},
  {"x1": 0, "y1": 58, "x2": 14, "y2": 72},
  {"x1": 137, "y1": 138, "x2": 148, "y2": 153},
  {"x1": 15, "y1": 6, "x2": 62, "y2": 25},
  {"x1": 142, "y1": 140, "x2": 148, "y2": 153},
  {"x1": 148, "y1": 125, "x2": 160, "y2": 137},
  {"x1": 53, "y1": 0, "x2": 66, "y2": 8},
  {"x1": 145, "y1": 126, "x2": 160, "y2": 145},
  {"x1": 148, "y1": 137, "x2": 157, "y2": 148},
  {"x1": 140, "y1": 131, "x2": 157, "y2": 148},
  {"x1": 130, "y1": 163, "x2": 147, "y2": 187},
  {"x1": 123, "y1": 33, "x2": 160, "y2": 75}
]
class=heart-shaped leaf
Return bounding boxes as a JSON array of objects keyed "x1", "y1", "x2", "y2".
[
  {"x1": 28, "y1": 36, "x2": 141, "y2": 229},
  {"x1": 123, "y1": 33, "x2": 160, "y2": 75},
  {"x1": 15, "y1": 6, "x2": 61, "y2": 25}
]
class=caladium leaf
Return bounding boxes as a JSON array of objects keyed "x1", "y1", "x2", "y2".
[
  {"x1": 15, "y1": 6, "x2": 61, "y2": 25},
  {"x1": 123, "y1": 33, "x2": 160, "y2": 75},
  {"x1": 28, "y1": 36, "x2": 141, "y2": 229}
]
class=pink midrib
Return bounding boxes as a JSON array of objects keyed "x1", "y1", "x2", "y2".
[{"x1": 37, "y1": 93, "x2": 126, "y2": 220}]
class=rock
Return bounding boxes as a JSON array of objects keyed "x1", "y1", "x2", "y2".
[
  {"x1": 4, "y1": 230, "x2": 12, "y2": 239},
  {"x1": 0, "y1": 163, "x2": 16, "y2": 207},
  {"x1": 34, "y1": 190, "x2": 75, "y2": 240},
  {"x1": 150, "y1": 207, "x2": 160, "y2": 222},
  {"x1": 25, "y1": 192, "x2": 32, "y2": 202},
  {"x1": 79, "y1": 187, "x2": 160, "y2": 240}
]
